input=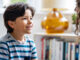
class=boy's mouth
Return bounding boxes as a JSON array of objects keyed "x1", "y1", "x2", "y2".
[{"x1": 26, "y1": 26, "x2": 32, "y2": 30}]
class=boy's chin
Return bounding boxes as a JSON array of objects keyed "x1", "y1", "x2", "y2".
[{"x1": 25, "y1": 31, "x2": 31, "y2": 34}]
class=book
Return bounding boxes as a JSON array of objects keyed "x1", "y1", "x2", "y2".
[
  {"x1": 71, "y1": 43, "x2": 75, "y2": 60},
  {"x1": 75, "y1": 44, "x2": 79, "y2": 60},
  {"x1": 51, "y1": 39, "x2": 56, "y2": 60},
  {"x1": 45, "y1": 38, "x2": 50, "y2": 60},
  {"x1": 68, "y1": 43, "x2": 71, "y2": 60}
]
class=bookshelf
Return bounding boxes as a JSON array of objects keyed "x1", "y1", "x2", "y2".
[{"x1": 34, "y1": 33, "x2": 80, "y2": 60}]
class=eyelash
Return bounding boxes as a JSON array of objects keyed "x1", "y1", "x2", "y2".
[
  {"x1": 23, "y1": 18, "x2": 26, "y2": 20},
  {"x1": 23, "y1": 18, "x2": 32, "y2": 20}
]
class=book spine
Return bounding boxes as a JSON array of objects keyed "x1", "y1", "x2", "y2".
[
  {"x1": 65, "y1": 42, "x2": 68, "y2": 60},
  {"x1": 79, "y1": 44, "x2": 80, "y2": 60},
  {"x1": 60, "y1": 41, "x2": 64, "y2": 60},
  {"x1": 68, "y1": 43, "x2": 71, "y2": 60},
  {"x1": 75, "y1": 44, "x2": 79, "y2": 60},
  {"x1": 71, "y1": 43, "x2": 75, "y2": 60},
  {"x1": 49, "y1": 39, "x2": 52, "y2": 60},
  {"x1": 63, "y1": 42, "x2": 66, "y2": 60},
  {"x1": 51, "y1": 39, "x2": 56, "y2": 60},
  {"x1": 45, "y1": 39, "x2": 50, "y2": 60},
  {"x1": 41, "y1": 37, "x2": 45, "y2": 60}
]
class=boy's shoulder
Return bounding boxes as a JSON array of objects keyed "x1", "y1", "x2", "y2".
[
  {"x1": 0, "y1": 33, "x2": 14, "y2": 43},
  {"x1": 0, "y1": 34, "x2": 8, "y2": 42}
]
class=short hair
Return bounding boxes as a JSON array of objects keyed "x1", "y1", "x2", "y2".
[
  {"x1": 3, "y1": 2, "x2": 35, "y2": 33},
  {"x1": 76, "y1": 0, "x2": 80, "y2": 8}
]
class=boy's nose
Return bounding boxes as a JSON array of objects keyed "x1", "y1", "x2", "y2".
[{"x1": 27, "y1": 19, "x2": 32, "y2": 24}]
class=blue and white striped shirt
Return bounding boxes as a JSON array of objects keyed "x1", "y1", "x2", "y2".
[{"x1": 0, "y1": 33, "x2": 38, "y2": 60}]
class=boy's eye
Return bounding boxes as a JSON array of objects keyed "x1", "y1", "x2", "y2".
[
  {"x1": 23, "y1": 18, "x2": 27, "y2": 20},
  {"x1": 22, "y1": 17, "x2": 32, "y2": 20}
]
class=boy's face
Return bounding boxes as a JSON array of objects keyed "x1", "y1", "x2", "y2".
[{"x1": 8, "y1": 9, "x2": 33, "y2": 34}]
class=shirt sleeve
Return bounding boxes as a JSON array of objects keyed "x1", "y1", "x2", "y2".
[
  {"x1": 0, "y1": 41, "x2": 9, "y2": 60},
  {"x1": 31, "y1": 40, "x2": 38, "y2": 59}
]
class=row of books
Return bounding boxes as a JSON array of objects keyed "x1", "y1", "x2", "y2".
[{"x1": 41, "y1": 37, "x2": 80, "y2": 60}]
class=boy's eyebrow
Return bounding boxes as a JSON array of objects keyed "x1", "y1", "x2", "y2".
[{"x1": 23, "y1": 16, "x2": 32, "y2": 18}]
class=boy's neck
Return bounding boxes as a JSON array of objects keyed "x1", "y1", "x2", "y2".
[{"x1": 10, "y1": 32, "x2": 25, "y2": 41}]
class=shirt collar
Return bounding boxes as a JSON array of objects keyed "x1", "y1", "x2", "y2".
[
  {"x1": 7, "y1": 33, "x2": 16, "y2": 40},
  {"x1": 7, "y1": 33, "x2": 27, "y2": 44}
]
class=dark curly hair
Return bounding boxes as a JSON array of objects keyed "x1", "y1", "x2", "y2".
[
  {"x1": 74, "y1": 0, "x2": 80, "y2": 34},
  {"x1": 3, "y1": 2, "x2": 35, "y2": 33},
  {"x1": 76, "y1": 0, "x2": 80, "y2": 7}
]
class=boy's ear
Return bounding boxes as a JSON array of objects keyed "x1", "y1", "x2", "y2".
[{"x1": 8, "y1": 21, "x2": 14, "y2": 28}]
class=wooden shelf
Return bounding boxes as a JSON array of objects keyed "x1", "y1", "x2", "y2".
[{"x1": 34, "y1": 33, "x2": 80, "y2": 43}]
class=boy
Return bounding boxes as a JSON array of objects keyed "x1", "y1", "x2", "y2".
[{"x1": 0, "y1": 2, "x2": 38, "y2": 60}]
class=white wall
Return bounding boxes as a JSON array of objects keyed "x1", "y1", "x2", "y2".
[{"x1": 0, "y1": 14, "x2": 7, "y2": 37}]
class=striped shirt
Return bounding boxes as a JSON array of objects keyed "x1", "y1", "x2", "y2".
[{"x1": 0, "y1": 33, "x2": 38, "y2": 60}]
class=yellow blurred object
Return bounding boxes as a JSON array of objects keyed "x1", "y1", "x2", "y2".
[{"x1": 41, "y1": 8, "x2": 69, "y2": 34}]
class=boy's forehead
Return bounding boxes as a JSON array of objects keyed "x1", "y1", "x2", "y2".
[{"x1": 24, "y1": 9, "x2": 32, "y2": 17}]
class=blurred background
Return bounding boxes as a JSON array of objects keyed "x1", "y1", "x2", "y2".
[
  {"x1": 0, "y1": 0, "x2": 77, "y2": 60},
  {"x1": 0, "y1": 0, "x2": 76, "y2": 38}
]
